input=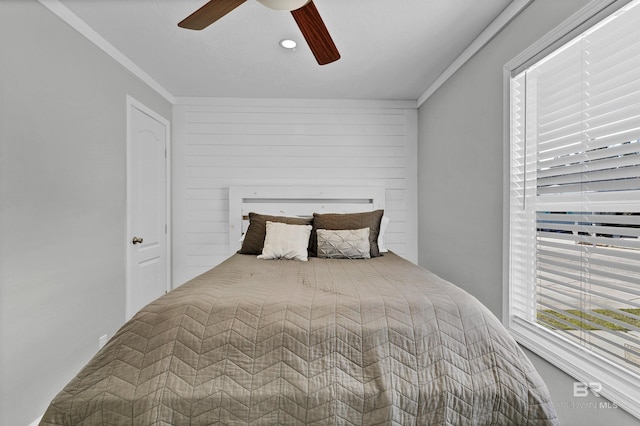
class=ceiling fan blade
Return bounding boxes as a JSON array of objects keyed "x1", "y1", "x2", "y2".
[
  {"x1": 291, "y1": 1, "x2": 340, "y2": 65},
  {"x1": 178, "y1": 0, "x2": 246, "y2": 30}
]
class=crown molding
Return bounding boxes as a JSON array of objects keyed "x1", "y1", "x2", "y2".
[
  {"x1": 38, "y1": 0, "x2": 175, "y2": 104},
  {"x1": 417, "y1": 0, "x2": 533, "y2": 107}
]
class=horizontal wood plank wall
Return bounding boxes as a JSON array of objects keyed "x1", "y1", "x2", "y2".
[{"x1": 172, "y1": 98, "x2": 418, "y2": 285}]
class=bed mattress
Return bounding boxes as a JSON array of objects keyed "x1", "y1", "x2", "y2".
[{"x1": 41, "y1": 253, "x2": 557, "y2": 425}]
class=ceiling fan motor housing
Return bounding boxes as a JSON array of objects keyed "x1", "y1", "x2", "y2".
[{"x1": 257, "y1": 0, "x2": 310, "y2": 11}]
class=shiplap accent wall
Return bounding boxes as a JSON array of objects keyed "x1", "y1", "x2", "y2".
[{"x1": 172, "y1": 98, "x2": 418, "y2": 285}]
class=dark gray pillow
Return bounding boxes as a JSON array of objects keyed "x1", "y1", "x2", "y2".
[
  {"x1": 238, "y1": 212, "x2": 313, "y2": 255},
  {"x1": 310, "y1": 210, "x2": 384, "y2": 257}
]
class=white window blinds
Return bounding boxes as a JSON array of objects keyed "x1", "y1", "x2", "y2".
[{"x1": 509, "y1": 0, "x2": 640, "y2": 413}]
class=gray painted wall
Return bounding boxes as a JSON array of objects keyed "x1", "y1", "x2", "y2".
[
  {"x1": 417, "y1": 0, "x2": 639, "y2": 424},
  {"x1": 3, "y1": 0, "x2": 639, "y2": 425},
  {"x1": 0, "y1": 1, "x2": 171, "y2": 424}
]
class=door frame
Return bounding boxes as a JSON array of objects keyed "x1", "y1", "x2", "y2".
[{"x1": 125, "y1": 95, "x2": 172, "y2": 320}]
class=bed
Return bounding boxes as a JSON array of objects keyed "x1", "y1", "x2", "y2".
[{"x1": 41, "y1": 187, "x2": 558, "y2": 425}]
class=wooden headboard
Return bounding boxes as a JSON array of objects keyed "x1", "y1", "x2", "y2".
[{"x1": 228, "y1": 186, "x2": 385, "y2": 254}]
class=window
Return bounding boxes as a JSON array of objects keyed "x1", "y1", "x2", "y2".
[{"x1": 507, "y1": 0, "x2": 640, "y2": 417}]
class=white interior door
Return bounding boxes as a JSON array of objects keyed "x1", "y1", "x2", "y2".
[{"x1": 126, "y1": 97, "x2": 170, "y2": 320}]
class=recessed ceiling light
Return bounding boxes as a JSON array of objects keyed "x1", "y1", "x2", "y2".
[{"x1": 280, "y1": 39, "x2": 297, "y2": 50}]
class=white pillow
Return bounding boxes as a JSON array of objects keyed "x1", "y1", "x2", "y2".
[
  {"x1": 257, "y1": 221, "x2": 312, "y2": 261},
  {"x1": 317, "y1": 228, "x2": 371, "y2": 259},
  {"x1": 377, "y1": 215, "x2": 390, "y2": 253}
]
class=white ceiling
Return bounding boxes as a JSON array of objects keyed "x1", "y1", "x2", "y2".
[{"x1": 57, "y1": 0, "x2": 514, "y2": 100}]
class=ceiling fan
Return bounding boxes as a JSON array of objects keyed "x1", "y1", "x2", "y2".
[{"x1": 178, "y1": 0, "x2": 340, "y2": 65}]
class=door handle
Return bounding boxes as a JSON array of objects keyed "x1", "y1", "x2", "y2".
[{"x1": 132, "y1": 237, "x2": 144, "y2": 245}]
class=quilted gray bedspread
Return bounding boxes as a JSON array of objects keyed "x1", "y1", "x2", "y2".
[{"x1": 41, "y1": 253, "x2": 557, "y2": 425}]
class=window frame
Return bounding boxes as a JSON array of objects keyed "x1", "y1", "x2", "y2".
[{"x1": 502, "y1": 0, "x2": 640, "y2": 418}]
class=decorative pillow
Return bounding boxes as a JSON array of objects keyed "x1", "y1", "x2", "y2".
[
  {"x1": 238, "y1": 212, "x2": 313, "y2": 255},
  {"x1": 257, "y1": 221, "x2": 313, "y2": 261},
  {"x1": 317, "y1": 228, "x2": 371, "y2": 259},
  {"x1": 378, "y1": 215, "x2": 390, "y2": 253},
  {"x1": 310, "y1": 210, "x2": 384, "y2": 257}
]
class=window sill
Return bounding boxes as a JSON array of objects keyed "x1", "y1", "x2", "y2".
[{"x1": 508, "y1": 317, "x2": 640, "y2": 420}]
